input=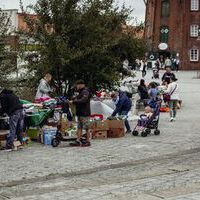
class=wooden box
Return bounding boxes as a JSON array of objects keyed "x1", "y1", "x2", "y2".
[
  {"x1": 107, "y1": 128, "x2": 125, "y2": 138},
  {"x1": 93, "y1": 130, "x2": 107, "y2": 139}
]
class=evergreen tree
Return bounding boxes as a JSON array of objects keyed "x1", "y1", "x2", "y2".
[
  {"x1": 0, "y1": 9, "x2": 17, "y2": 88},
  {"x1": 21, "y1": 0, "x2": 146, "y2": 95}
]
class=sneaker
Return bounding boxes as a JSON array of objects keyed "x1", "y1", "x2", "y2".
[
  {"x1": 81, "y1": 142, "x2": 91, "y2": 147},
  {"x1": 126, "y1": 130, "x2": 132, "y2": 134},
  {"x1": 0, "y1": 147, "x2": 13, "y2": 152},
  {"x1": 173, "y1": 118, "x2": 176, "y2": 121},
  {"x1": 69, "y1": 141, "x2": 81, "y2": 147},
  {"x1": 170, "y1": 118, "x2": 174, "y2": 122}
]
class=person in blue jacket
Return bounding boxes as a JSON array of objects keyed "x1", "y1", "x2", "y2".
[{"x1": 111, "y1": 91, "x2": 132, "y2": 133}]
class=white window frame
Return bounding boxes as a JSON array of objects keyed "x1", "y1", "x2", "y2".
[
  {"x1": 190, "y1": 25, "x2": 199, "y2": 37},
  {"x1": 190, "y1": 49, "x2": 199, "y2": 62},
  {"x1": 191, "y1": 0, "x2": 199, "y2": 11}
]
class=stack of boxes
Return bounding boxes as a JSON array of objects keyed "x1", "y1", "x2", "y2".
[{"x1": 92, "y1": 120, "x2": 125, "y2": 139}]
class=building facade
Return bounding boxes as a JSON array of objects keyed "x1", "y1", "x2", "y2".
[{"x1": 145, "y1": 0, "x2": 200, "y2": 70}]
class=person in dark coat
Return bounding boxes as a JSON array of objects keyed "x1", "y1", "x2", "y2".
[
  {"x1": 0, "y1": 89, "x2": 24, "y2": 151},
  {"x1": 138, "y1": 79, "x2": 149, "y2": 106},
  {"x1": 162, "y1": 67, "x2": 176, "y2": 84},
  {"x1": 111, "y1": 91, "x2": 132, "y2": 133},
  {"x1": 69, "y1": 80, "x2": 91, "y2": 147}
]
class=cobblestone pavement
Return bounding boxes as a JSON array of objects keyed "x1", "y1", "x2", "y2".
[{"x1": 1, "y1": 71, "x2": 200, "y2": 199}]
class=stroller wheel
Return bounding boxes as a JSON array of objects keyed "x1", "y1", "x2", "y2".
[
  {"x1": 132, "y1": 130, "x2": 139, "y2": 136},
  {"x1": 145, "y1": 129, "x2": 151, "y2": 135},
  {"x1": 52, "y1": 138, "x2": 60, "y2": 147},
  {"x1": 141, "y1": 131, "x2": 148, "y2": 137},
  {"x1": 154, "y1": 129, "x2": 160, "y2": 135}
]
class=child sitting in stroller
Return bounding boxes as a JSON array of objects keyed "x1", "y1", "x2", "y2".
[
  {"x1": 132, "y1": 100, "x2": 161, "y2": 137},
  {"x1": 136, "y1": 106, "x2": 153, "y2": 131}
]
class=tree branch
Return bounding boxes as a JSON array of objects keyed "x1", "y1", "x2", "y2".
[{"x1": 143, "y1": 0, "x2": 147, "y2": 6}]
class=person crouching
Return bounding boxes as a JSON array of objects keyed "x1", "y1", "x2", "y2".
[{"x1": 111, "y1": 91, "x2": 132, "y2": 134}]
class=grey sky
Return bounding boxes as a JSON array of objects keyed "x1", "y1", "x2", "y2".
[{"x1": 0, "y1": 0, "x2": 145, "y2": 22}]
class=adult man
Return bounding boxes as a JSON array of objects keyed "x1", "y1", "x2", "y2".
[
  {"x1": 164, "y1": 57, "x2": 172, "y2": 68},
  {"x1": 111, "y1": 91, "x2": 132, "y2": 133},
  {"x1": 0, "y1": 89, "x2": 24, "y2": 151},
  {"x1": 35, "y1": 73, "x2": 53, "y2": 100},
  {"x1": 162, "y1": 66, "x2": 176, "y2": 84},
  {"x1": 70, "y1": 80, "x2": 91, "y2": 147}
]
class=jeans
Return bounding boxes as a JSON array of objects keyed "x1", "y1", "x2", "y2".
[
  {"x1": 6, "y1": 109, "x2": 24, "y2": 149},
  {"x1": 169, "y1": 100, "x2": 178, "y2": 118},
  {"x1": 119, "y1": 110, "x2": 131, "y2": 132}
]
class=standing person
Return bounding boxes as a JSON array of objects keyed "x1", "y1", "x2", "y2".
[
  {"x1": 0, "y1": 89, "x2": 24, "y2": 151},
  {"x1": 161, "y1": 67, "x2": 176, "y2": 83},
  {"x1": 35, "y1": 73, "x2": 53, "y2": 100},
  {"x1": 164, "y1": 57, "x2": 172, "y2": 69},
  {"x1": 165, "y1": 77, "x2": 179, "y2": 122},
  {"x1": 175, "y1": 57, "x2": 180, "y2": 72},
  {"x1": 159, "y1": 55, "x2": 165, "y2": 69},
  {"x1": 148, "y1": 82, "x2": 159, "y2": 101},
  {"x1": 141, "y1": 60, "x2": 147, "y2": 78},
  {"x1": 138, "y1": 79, "x2": 149, "y2": 106},
  {"x1": 111, "y1": 91, "x2": 132, "y2": 133},
  {"x1": 69, "y1": 80, "x2": 91, "y2": 147}
]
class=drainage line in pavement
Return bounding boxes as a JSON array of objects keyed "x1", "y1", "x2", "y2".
[{"x1": 0, "y1": 147, "x2": 200, "y2": 189}]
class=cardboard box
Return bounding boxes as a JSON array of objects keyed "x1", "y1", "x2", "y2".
[
  {"x1": 94, "y1": 120, "x2": 109, "y2": 131},
  {"x1": 107, "y1": 120, "x2": 124, "y2": 129},
  {"x1": 27, "y1": 128, "x2": 38, "y2": 140},
  {"x1": 0, "y1": 131, "x2": 8, "y2": 141},
  {"x1": 93, "y1": 130, "x2": 107, "y2": 139},
  {"x1": 60, "y1": 121, "x2": 68, "y2": 133},
  {"x1": 107, "y1": 128, "x2": 125, "y2": 138}
]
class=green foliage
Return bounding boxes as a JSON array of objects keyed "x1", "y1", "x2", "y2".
[
  {"x1": 21, "y1": 0, "x2": 146, "y2": 95},
  {"x1": 0, "y1": 9, "x2": 17, "y2": 88}
]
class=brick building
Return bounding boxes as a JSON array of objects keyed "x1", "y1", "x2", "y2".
[{"x1": 145, "y1": 0, "x2": 200, "y2": 70}]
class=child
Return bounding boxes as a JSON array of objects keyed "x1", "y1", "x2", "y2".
[{"x1": 136, "y1": 106, "x2": 153, "y2": 132}]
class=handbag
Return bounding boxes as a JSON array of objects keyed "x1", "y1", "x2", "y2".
[{"x1": 163, "y1": 84, "x2": 177, "y2": 102}]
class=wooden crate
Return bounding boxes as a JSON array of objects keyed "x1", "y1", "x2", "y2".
[
  {"x1": 107, "y1": 128, "x2": 125, "y2": 138},
  {"x1": 93, "y1": 130, "x2": 107, "y2": 139}
]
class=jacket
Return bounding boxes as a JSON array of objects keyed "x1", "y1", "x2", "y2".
[
  {"x1": 73, "y1": 88, "x2": 91, "y2": 117},
  {"x1": 0, "y1": 90, "x2": 23, "y2": 116},
  {"x1": 162, "y1": 72, "x2": 176, "y2": 82},
  {"x1": 138, "y1": 85, "x2": 149, "y2": 100},
  {"x1": 166, "y1": 82, "x2": 180, "y2": 100},
  {"x1": 112, "y1": 92, "x2": 132, "y2": 116},
  {"x1": 35, "y1": 79, "x2": 52, "y2": 99}
]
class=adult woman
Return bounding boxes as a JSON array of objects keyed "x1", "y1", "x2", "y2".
[
  {"x1": 35, "y1": 73, "x2": 53, "y2": 100},
  {"x1": 138, "y1": 79, "x2": 149, "y2": 106},
  {"x1": 165, "y1": 77, "x2": 179, "y2": 122}
]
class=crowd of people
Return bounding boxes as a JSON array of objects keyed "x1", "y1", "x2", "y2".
[{"x1": 0, "y1": 59, "x2": 181, "y2": 151}]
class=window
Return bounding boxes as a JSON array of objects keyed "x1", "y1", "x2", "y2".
[
  {"x1": 191, "y1": 0, "x2": 199, "y2": 11},
  {"x1": 190, "y1": 25, "x2": 199, "y2": 37},
  {"x1": 160, "y1": 26, "x2": 169, "y2": 43},
  {"x1": 161, "y1": 0, "x2": 170, "y2": 17},
  {"x1": 190, "y1": 49, "x2": 199, "y2": 61}
]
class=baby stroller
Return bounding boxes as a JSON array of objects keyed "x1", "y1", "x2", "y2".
[{"x1": 132, "y1": 99, "x2": 161, "y2": 137}]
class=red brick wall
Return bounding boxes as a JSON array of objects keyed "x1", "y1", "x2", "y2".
[{"x1": 145, "y1": 0, "x2": 200, "y2": 70}]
